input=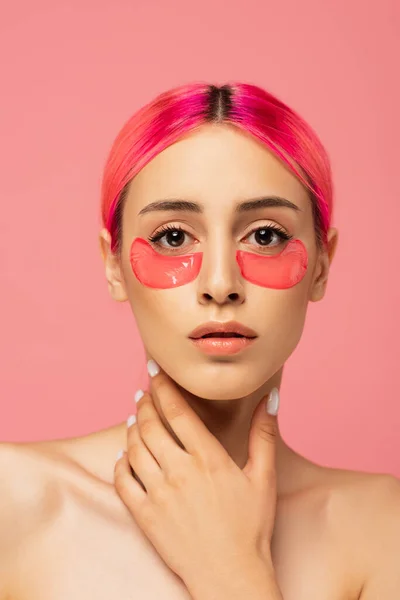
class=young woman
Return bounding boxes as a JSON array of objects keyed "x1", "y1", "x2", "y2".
[{"x1": 1, "y1": 82, "x2": 399, "y2": 599}]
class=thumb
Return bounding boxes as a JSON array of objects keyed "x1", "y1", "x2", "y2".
[{"x1": 243, "y1": 388, "x2": 280, "y2": 492}]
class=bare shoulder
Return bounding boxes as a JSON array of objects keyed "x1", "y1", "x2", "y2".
[
  {"x1": 342, "y1": 470, "x2": 400, "y2": 598},
  {"x1": 0, "y1": 437, "x2": 126, "y2": 599},
  {"x1": 0, "y1": 441, "x2": 74, "y2": 562},
  {"x1": 0, "y1": 440, "x2": 68, "y2": 533},
  {"x1": 319, "y1": 465, "x2": 400, "y2": 507},
  {"x1": 323, "y1": 466, "x2": 400, "y2": 526},
  {"x1": 313, "y1": 465, "x2": 400, "y2": 598},
  {"x1": 0, "y1": 442, "x2": 63, "y2": 596},
  {"x1": 0, "y1": 433, "x2": 125, "y2": 547},
  {"x1": 308, "y1": 465, "x2": 400, "y2": 534}
]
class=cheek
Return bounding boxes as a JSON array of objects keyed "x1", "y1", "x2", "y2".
[
  {"x1": 129, "y1": 238, "x2": 308, "y2": 290},
  {"x1": 124, "y1": 279, "x2": 193, "y2": 347},
  {"x1": 251, "y1": 284, "x2": 309, "y2": 349}
]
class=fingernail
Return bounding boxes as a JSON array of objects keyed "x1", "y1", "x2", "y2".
[
  {"x1": 127, "y1": 414, "x2": 136, "y2": 428},
  {"x1": 147, "y1": 359, "x2": 160, "y2": 377},
  {"x1": 266, "y1": 388, "x2": 280, "y2": 416},
  {"x1": 134, "y1": 389, "x2": 144, "y2": 403},
  {"x1": 116, "y1": 449, "x2": 124, "y2": 461}
]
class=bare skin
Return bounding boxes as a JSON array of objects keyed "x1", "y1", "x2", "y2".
[
  {"x1": 1, "y1": 422, "x2": 399, "y2": 599},
  {"x1": 1, "y1": 124, "x2": 399, "y2": 598}
]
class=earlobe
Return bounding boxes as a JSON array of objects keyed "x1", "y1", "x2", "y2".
[{"x1": 99, "y1": 228, "x2": 128, "y2": 303}]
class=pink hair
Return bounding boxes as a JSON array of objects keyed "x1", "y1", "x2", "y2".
[{"x1": 100, "y1": 82, "x2": 333, "y2": 253}]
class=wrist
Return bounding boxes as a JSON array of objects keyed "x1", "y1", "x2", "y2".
[{"x1": 184, "y1": 556, "x2": 283, "y2": 600}]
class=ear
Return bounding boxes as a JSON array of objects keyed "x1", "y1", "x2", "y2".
[
  {"x1": 98, "y1": 228, "x2": 128, "y2": 302},
  {"x1": 310, "y1": 227, "x2": 338, "y2": 303}
]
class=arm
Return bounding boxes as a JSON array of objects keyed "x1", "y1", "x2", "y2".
[{"x1": 359, "y1": 475, "x2": 400, "y2": 599}]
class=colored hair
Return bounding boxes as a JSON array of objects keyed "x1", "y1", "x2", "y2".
[{"x1": 100, "y1": 82, "x2": 333, "y2": 254}]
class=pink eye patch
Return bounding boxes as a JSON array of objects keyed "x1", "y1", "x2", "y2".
[
  {"x1": 129, "y1": 237, "x2": 203, "y2": 289},
  {"x1": 129, "y1": 238, "x2": 308, "y2": 290},
  {"x1": 236, "y1": 239, "x2": 308, "y2": 289}
]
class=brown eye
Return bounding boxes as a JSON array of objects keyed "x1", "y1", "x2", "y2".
[
  {"x1": 148, "y1": 225, "x2": 193, "y2": 250},
  {"x1": 164, "y1": 229, "x2": 185, "y2": 247},
  {"x1": 246, "y1": 226, "x2": 290, "y2": 249},
  {"x1": 254, "y1": 228, "x2": 276, "y2": 246}
]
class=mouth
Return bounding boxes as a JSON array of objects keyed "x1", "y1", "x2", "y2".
[
  {"x1": 188, "y1": 321, "x2": 257, "y2": 355},
  {"x1": 199, "y1": 332, "x2": 247, "y2": 338},
  {"x1": 189, "y1": 321, "x2": 258, "y2": 340}
]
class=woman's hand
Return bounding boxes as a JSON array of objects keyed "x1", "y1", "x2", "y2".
[{"x1": 114, "y1": 359, "x2": 281, "y2": 597}]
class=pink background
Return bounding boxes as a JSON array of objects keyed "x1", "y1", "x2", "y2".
[{"x1": 1, "y1": 0, "x2": 399, "y2": 477}]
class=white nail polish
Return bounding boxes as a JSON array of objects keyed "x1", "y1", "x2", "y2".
[
  {"x1": 127, "y1": 414, "x2": 136, "y2": 428},
  {"x1": 134, "y1": 389, "x2": 144, "y2": 403},
  {"x1": 147, "y1": 359, "x2": 160, "y2": 377},
  {"x1": 116, "y1": 449, "x2": 124, "y2": 461},
  {"x1": 266, "y1": 388, "x2": 280, "y2": 416}
]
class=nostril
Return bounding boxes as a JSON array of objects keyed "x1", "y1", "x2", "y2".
[{"x1": 201, "y1": 291, "x2": 241, "y2": 303}]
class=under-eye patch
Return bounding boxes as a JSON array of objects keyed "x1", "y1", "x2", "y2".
[
  {"x1": 236, "y1": 239, "x2": 308, "y2": 289},
  {"x1": 129, "y1": 237, "x2": 203, "y2": 289},
  {"x1": 130, "y1": 237, "x2": 308, "y2": 290}
]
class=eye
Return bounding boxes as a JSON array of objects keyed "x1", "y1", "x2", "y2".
[
  {"x1": 148, "y1": 225, "x2": 194, "y2": 250},
  {"x1": 244, "y1": 225, "x2": 292, "y2": 249}
]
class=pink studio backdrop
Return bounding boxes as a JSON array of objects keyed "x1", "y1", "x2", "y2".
[{"x1": 0, "y1": 1, "x2": 399, "y2": 477}]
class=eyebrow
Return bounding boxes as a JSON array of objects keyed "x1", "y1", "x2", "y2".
[{"x1": 138, "y1": 196, "x2": 301, "y2": 215}]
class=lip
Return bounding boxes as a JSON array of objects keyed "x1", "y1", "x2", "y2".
[
  {"x1": 188, "y1": 320, "x2": 258, "y2": 340},
  {"x1": 189, "y1": 336, "x2": 256, "y2": 356}
]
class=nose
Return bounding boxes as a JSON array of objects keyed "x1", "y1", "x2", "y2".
[{"x1": 196, "y1": 244, "x2": 245, "y2": 306}]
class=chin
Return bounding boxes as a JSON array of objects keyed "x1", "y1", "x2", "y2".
[{"x1": 165, "y1": 361, "x2": 269, "y2": 401}]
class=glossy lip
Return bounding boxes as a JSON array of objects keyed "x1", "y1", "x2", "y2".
[
  {"x1": 189, "y1": 337, "x2": 256, "y2": 356},
  {"x1": 188, "y1": 320, "x2": 258, "y2": 340}
]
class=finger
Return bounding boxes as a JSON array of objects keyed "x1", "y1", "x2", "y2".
[
  {"x1": 127, "y1": 410, "x2": 163, "y2": 492},
  {"x1": 147, "y1": 359, "x2": 229, "y2": 466},
  {"x1": 114, "y1": 450, "x2": 147, "y2": 510},
  {"x1": 243, "y1": 388, "x2": 279, "y2": 494},
  {"x1": 134, "y1": 390, "x2": 187, "y2": 474}
]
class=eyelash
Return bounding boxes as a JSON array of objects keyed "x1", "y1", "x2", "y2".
[
  {"x1": 148, "y1": 223, "x2": 187, "y2": 244},
  {"x1": 148, "y1": 223, "x2": 293, "y2": 249}
]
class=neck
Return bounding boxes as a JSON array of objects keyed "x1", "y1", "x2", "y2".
[
  {"x1": 163, "y1": 370, "x2": 302, "y2": 497},
  {"x1": 170, "y1": 370, "x2": 284, "y2": 470},
  {"x1": 81, "y1": 368, "x2": 304, "y2": 498}
]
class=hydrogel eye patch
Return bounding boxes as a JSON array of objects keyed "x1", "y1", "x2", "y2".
[
  {"x1": 236, "y1": 239, "x2": 308, "y2": 289},
  {"x1": 129, "y1": 237, "x2": 203, "y2": 289},
  {"x1": 129, "y1": 237, "x2": 308, "y2": 290}
]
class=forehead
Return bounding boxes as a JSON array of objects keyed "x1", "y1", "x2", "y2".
[{"x1": 125, "y1": 123, "x2": 310, "y2": 214}]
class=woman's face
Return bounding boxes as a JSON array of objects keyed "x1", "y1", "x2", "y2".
[{"x1": 100, "y1": 124, "x2": 337, "y2": 400}]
